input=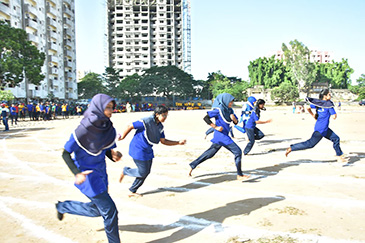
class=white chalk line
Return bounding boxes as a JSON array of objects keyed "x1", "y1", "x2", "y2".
[
  {"x1": 0, "y1": 200, "x2": 76, "y2": 243},
  {"x1": 1, "y1": 195, "x2": 361, "y2": 243},
  {"x1": 0, "y1": 135, "x2": 69, "y2": 186}
]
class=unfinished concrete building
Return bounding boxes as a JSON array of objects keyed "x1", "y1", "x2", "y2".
[{"x1": 107, "y1": 0, "x2": 191, "y2": 79}]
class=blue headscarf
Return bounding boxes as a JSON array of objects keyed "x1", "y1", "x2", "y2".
[
  {"x1": 73, "y1": 94, "x2": 117, "y2": 156},
  {"x1": 212, "y1": 93, "x2": 235, "y2": 122},
  {"x1": 141, "y1": 115, "x2": 164, "y2": 145},
  {"x1": 247, "y1": 96, "x2": 256, "y2": 108},
  {"x1": 306, "y1": 97, "x2": 334, "y2": 108}
]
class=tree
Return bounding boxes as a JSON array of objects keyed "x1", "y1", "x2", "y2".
[
  {"x1": 0, "y1": 90, "x2": 14, "y2": 101},
  {"x1": 78, "y1": 72, "x2": 105, "y2": 99},
  {"x1": 209, "y1": 71, "x2": 250, "y2": 101},
  {"x1": 0, "y1": 21, "x2": 45, "y2": 87},
  {"x1": 349, "y1": 74, "x2": 365, "y2": 100},
  {"x1": 118, "y1": 73, "x2": 142, "y2": 101},
  {"x1": 355, "y1": 74, "x2": 365, "y2": 87},
  {"x1": 271, "y1": 82, "x2": 299, "y2": 103},
  {"x1": 282, "y1": 40, "x2": 316, "y2": 94},
  {"x1": 315, "y1": 59, "x2": 353, "y2": 89},
  {"x1": 102, "y1": 67, "x2": 121, "y2": 98},
  {"x1": 248, "y1": 56, "x2": 292, "y2": 89},
  {"x1": 140, "y1": 65, "x2": 196, "y2": 100}
]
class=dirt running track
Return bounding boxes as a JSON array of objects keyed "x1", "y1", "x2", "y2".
[{"x1": 0, "y1": 106, "x2": 364, "y2": 243}]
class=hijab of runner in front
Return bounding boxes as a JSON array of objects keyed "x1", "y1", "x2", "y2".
[
  {"x1": 73, "y1": 94, "x2": 117, "y2": 156},
  {"x1": 306, "y1": 89, "x2": 335, "y2": 120},
  {"x1": 212, "y1": 93, "x2": 235, "y2": 123}
]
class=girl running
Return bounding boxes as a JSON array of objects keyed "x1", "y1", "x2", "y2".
[
  {"x1": 235, "y1": 96, "x2": 257, "y2": 134},
  {"x1": 243, "y1": 99, "x2": 272, "y2": 155},
  {"x1": 118, "y1": 105, "x2": 186, "y2": 197},
  {"x1": 285, "y1": 89, "x2": 348, "y2": 162},
  {"x1": 56, "y1": 94, "x2": 122, "y2": 243},
  {"x1": 189, "y1": 93, "x2": 250, "y2": 181}
]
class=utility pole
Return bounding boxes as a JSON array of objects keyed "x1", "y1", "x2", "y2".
[{"x1": 20, "y1": 0, "x2": 29, "y2": 103}]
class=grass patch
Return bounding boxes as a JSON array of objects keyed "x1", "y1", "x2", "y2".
[
  {"x1": 257, "y1": 218, "x2": 273, "y2": 227},
  {"x1": 289, "y1": 228, "x2": 321, "y2": 234},
  {"x1": 244, "y1": 235, "x2": 298, "y2": 243},
  {"x1": 271, "y1": 206, "x2": 307, "y2": 215}
]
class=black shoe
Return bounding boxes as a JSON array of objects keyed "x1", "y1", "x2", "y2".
[{"x1": 55, "y1": 202, "x2": 64, "y2": 221}]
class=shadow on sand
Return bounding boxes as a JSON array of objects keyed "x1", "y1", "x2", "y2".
[
  {"x1": 0, "y1": 127, "x2": 52, "y2": 139},
  {"x1": 118, "y1": 196, "x2": 285, "y2": 243}
]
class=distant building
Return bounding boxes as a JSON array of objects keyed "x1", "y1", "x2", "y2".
[
  {"x1": 107, "y1": 0, "x2": 191, "y2": 79},
  {"x1": 0, "y1": 0, "x2": 77, "y2": 101},
  {"x1": 269, "y1": 49, "x2": 333, "y2": 63}
]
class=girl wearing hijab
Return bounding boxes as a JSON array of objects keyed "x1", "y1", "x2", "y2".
[
  {"x1": 118, "y1": 105, "x2": 186, "y2": 197},
  {"x1": 56, "y1": 94, "x2": 122, "y2": 243},
  {"x1": 285, "y1": 89, "x2": 348, "y2": 162},
  {"x1": 235, "y1": 96, "x2": 257, "y2": 134},
  {"x1": 243, "y1": 99, "x2": 272, "y2": 155},
  {"x1": 189, "y1": 93, "x2": 250, "y2": 181}
]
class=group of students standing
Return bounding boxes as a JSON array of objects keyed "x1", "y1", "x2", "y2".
[{"x1": 56, "y1": 89, "x2": 347, "y2": 242}]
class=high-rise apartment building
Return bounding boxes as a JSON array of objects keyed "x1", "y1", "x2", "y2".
[
  {"x1": 0, "y1": 0, "x2": 77, "y2": 101},
  {"x1": 107, "y1": 0, "x2": 191, "y2": 79}
]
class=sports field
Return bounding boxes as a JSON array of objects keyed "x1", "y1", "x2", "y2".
[{"x1": 0, "y1": 106, "x2": 364, "y2": 243}]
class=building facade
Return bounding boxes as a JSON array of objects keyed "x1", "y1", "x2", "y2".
[
  {"x1": 107, "y1": 0, "x2": 191, "y2": 79},
  {"x1": 270, "y1": 49, "x2": 332, "y2": 63},
  {"x1": 0, "y1": 0, "x2": 77, "y2": 101}
]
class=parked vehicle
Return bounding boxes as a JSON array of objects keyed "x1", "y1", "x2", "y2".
[{"x1": 359, "y1": 100, "x2": 365, "y2": 106}]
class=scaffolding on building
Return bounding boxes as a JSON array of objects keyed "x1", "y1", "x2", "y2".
[{"x1": 182, "y1": 0, "x2": 191, "y2": 74}]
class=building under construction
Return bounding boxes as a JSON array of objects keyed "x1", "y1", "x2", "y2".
[{"x1": 107, "y1": 0, "x2": 191, "y2": 79}]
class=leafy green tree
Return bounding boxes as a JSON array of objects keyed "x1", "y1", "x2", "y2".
[
  {"x1": 282, "y1": 40, "x2": 316, "y2": 94},
  {"x1": 78, "y1": 72, "x2": 105, "y2": 99},
  {"x1": 248, "y1": 56, "x2": 292, "y2": 88},
  {"x1": 140, "y1": 65, "x2": 196, "y2": 100},
  {"x1": 355, "y1": 74, "x2": 365, "y2": 87},
  {"x1": 271, "y1": 82, "x2": 299, "y2": 103},
  {"x1": 0, "y1": 90, "x2": 14, "y2": 101},
  {"x1": 118, "y1": 73, "x2": 142, "y2": 101},
  {"x1": 358, "y1": 87, "x2": 365, "y2": 100},
  {"x1": 349, "y1": 74, "x2": 365, "y2": 100},
  {"x1": 0, "y1": 21, "x2": 45, "y2": 87},
  {"x1": 209, "y1": 71, "x2": 249, "y2": 101},
  {"x1": 102, "y1": 67, "x2": 120, "y2": 98},
  {"x1": 315, "y1": 59, "x2": 353, "y2": 89}
]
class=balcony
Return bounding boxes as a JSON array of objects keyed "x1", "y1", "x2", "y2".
[
  {"x1": 64, "y1": 39, "x2": 72, "y2": 47},
  {"x1": 65, "y1": 61, "x2": 73, "y2": 68},
  {"x1": 48, "y1": 66, "x2": 58, "y2": 75},
  {"x1": 66, "y1": 72, "x2": 74, "y2": 79},
  {"x1": 65, "y1": 50, "x2": 74, "y2": 58},
  {"x1": 48, "y1": 55, "x2": 58, "y2": 64},
  {"x1": 28, "y1": 33, "x2": 38, "y2": 43},
  {"x1": 25, "y1": 18, "x2": 38, "y2": 30},
  {"x1": 0, "y1": 3, "x2": 10, "y2": 15},
  {"x1": 48, "y1": 42, "x2": 58, "y2": 51},
  {"x1": 63, "y1": 17, "x2": 72, "y2": 27},
  {"x1": 63, "y1": 30, "x2": 71, "y2": 39},
  {"x1": 46, "y1": 4, "x2": 58, "y2": 16},
  {"x1": 63, "y1": 0, "x2": 71, "y2": 5},
  {"x1": 25, "y1": 4, "x2": 37, "y2": 15},
  {"x1": 49, "y1": 30, "x2": 58, "y2": 39},
  {"x1": 46, "y1": 17, "x2": 57, "y2": 28},
  {"x1": 63, "y1": 5, "x2": 74, "y2": 16}
]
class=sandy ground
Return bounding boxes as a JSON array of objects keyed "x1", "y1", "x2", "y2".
[{"x1": 0, "y1": 105, "x2": 364, "y2": 243}]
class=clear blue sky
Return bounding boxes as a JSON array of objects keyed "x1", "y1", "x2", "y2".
[{"x1": 75, "y1": 0, "x2": 365, "y2": 83}]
